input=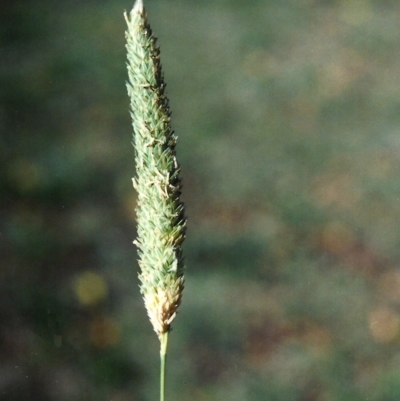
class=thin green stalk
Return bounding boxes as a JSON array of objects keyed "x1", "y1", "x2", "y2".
[{"x1": 160, "y1": 331, "x2": 169, "y2": 401}]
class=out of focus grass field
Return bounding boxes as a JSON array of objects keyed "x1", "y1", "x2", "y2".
[{"x1": 2, "y1": 0, "x2": 400, "y2": 400}]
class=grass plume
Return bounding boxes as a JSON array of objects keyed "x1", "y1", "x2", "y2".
[{"x1": 124, "y1": 0, "x2": 186, "y2": 399}]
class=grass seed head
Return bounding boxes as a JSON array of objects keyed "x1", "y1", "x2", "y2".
[{"x1": 125, "y1": 0, "x2": 186, "y2": 340}]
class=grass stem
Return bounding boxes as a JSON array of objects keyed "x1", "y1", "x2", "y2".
[{"x1": 160, "y1": 332, "x2": 169, "y2": 401}]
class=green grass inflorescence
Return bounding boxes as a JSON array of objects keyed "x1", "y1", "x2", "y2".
[
  {"x1": 125, "y1": 0, "x2": 186, "y2": 341},
  {"x1": 125, "y1": 1, "x2": 187, "y2": 398},
  {"x1": 125, "y1": 0, "x2": 186, "y2": 401}
]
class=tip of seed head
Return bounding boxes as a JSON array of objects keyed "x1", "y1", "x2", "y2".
[{"x1": 133, "y1": 0, "x2": 144, "y2": 13}]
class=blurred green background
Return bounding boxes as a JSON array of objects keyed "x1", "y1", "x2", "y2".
[{"x1": 2, "y1": 0, "x2": 400, "y2": 400}]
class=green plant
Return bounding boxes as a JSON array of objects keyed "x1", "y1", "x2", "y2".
[{"x1": 124, "y1": 1, "x2": 186, "y2": 400}]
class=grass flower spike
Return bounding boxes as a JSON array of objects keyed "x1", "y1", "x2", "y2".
[{"x1": 124, "y1": 0, "x2": 186, "y2": 399}]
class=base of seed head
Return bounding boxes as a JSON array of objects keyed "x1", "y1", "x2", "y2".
[{"x1": 143, "y1": 287, "x2": 183, "y2": 338}]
